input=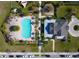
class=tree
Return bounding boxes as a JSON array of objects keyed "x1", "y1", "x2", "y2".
[
  {"x1": 52, "y1": 1, "x2": 60, "y2": 17},
  {"x1": 9, "y1": 26, "x2": 20, "y2": 31},
  {"x1": 74, "y1": 25, "x2": 79, "y2": 31},
  {"x1": 77, "y1": 48, "x2": 79, "y2": 52},
  {"x1": 9, "y1": 40, "x2": 14, "y2": 45}
]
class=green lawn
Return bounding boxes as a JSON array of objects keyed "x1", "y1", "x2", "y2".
[
  {"x1": 55, "y1": 34, "x2": 79, "y2": 52},
  {"x1": 41, "y1": 41, "x2": 53, "y2": 52},
  {"x1": 6, "y1": 42, "x2": 38, "y2": 52},
  {"x1": 57, "y1": 5, "x2": 71, "y2": 18},
  {"x1": 11, "y1": 1, "x2": 21, "y2": 8},
  {"x1": 0, "y1": 1, "x2": 11, "y2": 52},
  {"x1": 0, "y1": 2, "x2": 11, "y2": 27},
  {"x1": 57, "y1": 4, "x2": 79, "y2": 19},
  {"x1": 0, "y1": 31, "x2": 8, "y2": 52}
]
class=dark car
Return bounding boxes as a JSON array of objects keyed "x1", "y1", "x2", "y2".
[
  {"x1": 9, "y1": 55, "x2": 14, "y2": 58},
  {"x1": 72, "y1": 54, "x2": 79, "y2": 57},
  {"x1": 60, "y1": 55, "x2": 65, "y2": 57},
  {"x1": 45, "y1": 55, "x2": 50, "y2": 57},
  {"x1": 16, "y1": 55, "x2": 24, "y2": 58},
  {"x1": 60, "y1": 55, "x2": 71, "y2": 58}
]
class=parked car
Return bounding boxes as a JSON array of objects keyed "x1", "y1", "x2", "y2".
[
  {"x1": 16, "y1": 55, "x2": 24, "y2": 58},
  {"x1": 60, "y1": 54, "x2": 71, "y2": 58},
  {"x1": 72, "y1": 54, "x2": 79, "y2": 57},
  {"x1": 45, "y1": 55, "x2": 50, "y2": 57},
  {"x1": 28, "y1": 55, "x2": 35, "y2": 58},
  {"x1": 59, "y1": 55, "x2": 65, "y2": 57},
  {"x1": 9, "y1": 55, "x2": 14, "y2": 58}
]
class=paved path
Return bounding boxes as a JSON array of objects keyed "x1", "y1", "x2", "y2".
[
  {"x1": 52, "y1": 39, "x2": 55, "y2": 52},
  {"x1": 38, "y1": 46, "x2": 42, "y2": 57},
  {"x1": 68, "y1": 16, "x2": 79, "y2": 37},
  {"x1": 38, "y1": 1, "x2": 42, "y2": 57}
]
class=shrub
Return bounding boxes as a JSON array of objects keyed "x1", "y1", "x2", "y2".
[
  {"x1": 9, "y1": 25, "x2": 20, "y2": 31},
  {"x1": 74, "y1": 25, "x2": 79, "y2": 31}
]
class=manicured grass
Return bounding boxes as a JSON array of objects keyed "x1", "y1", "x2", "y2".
[
  {"x1": 0, "y1": 2, "x2": 11, "y2": 52},
  {"x1": 0, "y1": 37, "x2": 38, "y2": 52},
  {"x1": 11, "y1": 1, "x2": 21, "y2": 8},
  {"x1": 6, "y1": 43, "x2": 38, "y2": 52},
  {"x1": 55, "y1": 34, "x2": 79, "y2": 52},
  {"x1": 0, "y1": 31, "x2": 8, "y2": 52},
  {"x1": 0, "y1": 2, "x2": 11, "y2": 27},
  {"x1": 73, "y1": 6, "x2": 79, "y2": 19},
  {"x1": 29, "y1": 44, "x2": 38, "y2": 52},
  {"x1": 57, "y1": 5, "x2": 71, "y2": 18},
  {"x1": 57, "y1": 5, "x2": 79, "y2": 19},
  {"x1": 42, "y1": 41, "x2": 53, "y2": 52}
]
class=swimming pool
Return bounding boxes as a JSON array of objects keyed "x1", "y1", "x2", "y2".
[{"x1": 21, "y1": 17, "x2": 31, "y2": 39}]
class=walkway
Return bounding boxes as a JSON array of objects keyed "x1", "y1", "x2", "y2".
[
  {"x1": 52, "y1": 39, "x2": 55, "y2": 52},
  {"x1": 68, "y1": 16, "x2": 79, "y2": 37}
]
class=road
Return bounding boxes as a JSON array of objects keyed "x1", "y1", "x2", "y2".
[{"x1": 1, "y1": 52, "x2": 79, "y2": 58}]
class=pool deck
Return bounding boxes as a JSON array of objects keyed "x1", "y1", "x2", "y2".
[{"x1": 7, "y1": 16, "x2": 35, "y2": 41}]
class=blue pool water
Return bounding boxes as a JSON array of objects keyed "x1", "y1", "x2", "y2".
[{"x1": 21, "y1": 17, "x2": 31, "y2": 39}]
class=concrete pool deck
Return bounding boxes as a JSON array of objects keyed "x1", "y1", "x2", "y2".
[
  {"x1": 68, "y1": 16, "x2": 79, "y2": 37},
  {"x1": 7, "y1": 16, "x2": 35, "y2": 41}
]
